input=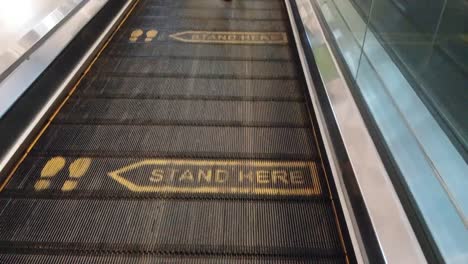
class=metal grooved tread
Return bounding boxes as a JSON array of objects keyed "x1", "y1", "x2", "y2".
[
  {"x1": 92, "y1": 57, "x2": 299, "y2": 78},
  {"x1": 106, "y1": 42, "x2": 294, "y2": 60},
  {"x1": 56, "y1": 99, "x2": 310, "y2": 126},
  {"x1": 77, "y1": 77, "x2": 305, "y2": 100},
  {"x1": 0, "y1": 0, "x2": 350, "y2": 263},
  {"x1": 142, "y1": 0, "x2": 284, "y2": 10},
  {"x1": 134, "y1": 7, "x2": 287, "y2": 20},
  {"x1": 125, "y1": 17, "x2": 288, "y2": 31}
]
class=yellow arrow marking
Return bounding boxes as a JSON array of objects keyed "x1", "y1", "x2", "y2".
[
  {"x1": 108, "y1": 159, "x2": 321, "y2": 196},
  {"x1": 169, "y1": 31, "x2": 288, "y2": 45}
]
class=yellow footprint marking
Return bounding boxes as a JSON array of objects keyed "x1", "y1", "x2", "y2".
[
  {"x1": 35, "y1": 157, "x2": 66, "y2": 191},
  {"x1": 34, "y1": 180, "x2": 51, "y2": 191},
  {"x1": 69, "y1": 158, "x2": 92, "y2": 178},
  {"x1": 145, "y1": 30, "x2": 158, "y2": 42},
  {"x1": 61, "y1": 181, "x2": 78, "y2": 192},
  {"x1": 62, "y1": 158, "x2": 91, "y2": 192},
  {"x1": 40, "y1": 157, "x2": 66, "y2": 177},
  {"x1": 129, "y1": 29, "x2": 144, "y2": 42}
]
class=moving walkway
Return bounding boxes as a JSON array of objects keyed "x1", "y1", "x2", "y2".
[{"x1": 0, "y1": 0, "x2": 428, "y2": 263}]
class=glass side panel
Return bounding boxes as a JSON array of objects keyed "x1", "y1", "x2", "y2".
[
  {"x1": 311, "y1": 0, "x2": 468, "y2": 263},
  {"x1": 358, "y1": 0, "x2": 468, "y2": 160}
]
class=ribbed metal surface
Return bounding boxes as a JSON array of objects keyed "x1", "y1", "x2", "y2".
[
  {"x1": 77, "y1": 77, "x2": 304, "y2": 100},
  {"x1": 134, "y1": 6, "x2": 286, "y2": 20},
  {"x1": 0, "y1": 199, "x2": 341, "y2": 251},
  {"x1": 32, "y1": 125, "x2": 316, "y2": 159},
  {"x1": 0, "y1": 255, "x2": 346, "y2": 264},
  {"x1": 0, "y1": 0, "x2": 351, "y2": 262},
  {"x1": 56, "y1": 99, "x2": 309, "y2": 126},
  {"x1": 92, "y1": 57, "x2": 299, "y2": 78},
  {"x1": 125, "y1": 17, "x2": 287, "y2": 31},
  {"x1": 106, "y1": 42, "x2": 293, "y2": 60},
  {"x1": 142, "y1": 0, "x2": 284, "y2": 10}
]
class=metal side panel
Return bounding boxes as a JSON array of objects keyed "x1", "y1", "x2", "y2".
[
  {"x1": 0, "y1": 0, "x2": 137, "y2": 180},
  {"x1": 285, "y1": 0, "x2": 426, "y2": 263}
]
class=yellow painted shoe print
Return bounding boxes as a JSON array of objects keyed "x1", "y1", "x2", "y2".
[
  {"x1": 35, "y1": 157, "x2": 66, "y2": 191},
  {"x1": 62, "y1": 158, "x2": 92, "y2": 192},
  {"x1": 129, "y1": 29, "x2": 144, "y2": 42},
  {"x1": 145, "y1": 29, "x2": 158, "y2": 42}
]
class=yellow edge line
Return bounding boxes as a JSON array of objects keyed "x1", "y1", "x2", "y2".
[
  {"x1": 171, "y1": 39, "x2": 288, "y2": 45},
  {"x1": 0, "y1": 0, "x2": 142, "y2": 192},
  {"x1": 309, "y1": 116, "x2": 350, "y2": 261},
  {"x1": 169, "y1": 31, "x2": 288, "y2": 44},
  {"x1": 171, "y1": 31, "x2": 288, "y2": 36}
]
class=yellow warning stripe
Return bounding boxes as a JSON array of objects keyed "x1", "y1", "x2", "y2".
[
  {"x1": 170, "y1": 31, "x2": 288, "y2": 45},
  {"x1": 309, "y1": 118, "x2": 350, "y2": 262}
]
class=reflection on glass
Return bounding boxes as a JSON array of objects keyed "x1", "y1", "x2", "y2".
[
  {"x1": 355, "y1": 0, "x2": 468, "y2": 160},
  {"x1": 312, "y1": 0, "x2": 468, "y2": 262}
]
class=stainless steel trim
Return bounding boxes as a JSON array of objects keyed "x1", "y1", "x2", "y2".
[
  {"x1": 0, "y1": 0, "x2": 135, "y2": 174},
  {"x1": 327, "y1": 0, "x2": 468, "y2": 228},
  {"x1": 284, "y1": 1, "x2": 365, "y2": 262},
  {"x1": 0, "y1": 0, "x2": 87, "y2": 81},
  {"x1": 0, "y1": 0, "x2": 108, "y2": 118},
  {"x1": 317, "y1": 0, "x2": 468, "y2": 260},
  {"x1": 286, "y1": 0, "x2": 427, "y2": 262}
]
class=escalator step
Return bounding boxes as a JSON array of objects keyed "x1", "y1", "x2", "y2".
[
  {"x1": 124, "y1": 17, "x2": 287, "y2": 31},
  {"x1": 0, "y1": 255, "x2": 347, "y2": 264},
  {"x1": 106, "y1": 42, "x2": 293, "y2": 61},
  {"x1": 91, "y1": 57, "x2": 299, "y2": 79},
  {"x1": 32, "y1": 125, "x2": 317, "y2": 159},
  {"x1": 0, "y1": 199, "x2": 342, "y2": 255},
  {"x1": 142, "y1": 0, "x2": 284, "y2": 10},
  {"x1": 134, "y1": 6, "x2": 286, "y2": 20},
  {"x1": 77, "y1": 77, "x2": 304, "y2": 101},
  {"x1": 56, "y1": 99, "x2": 309, "y2": 127}
]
